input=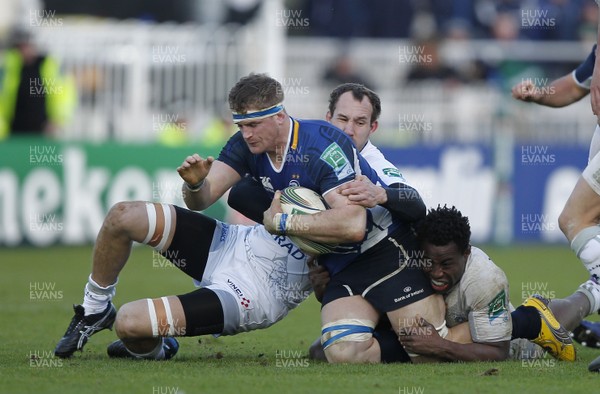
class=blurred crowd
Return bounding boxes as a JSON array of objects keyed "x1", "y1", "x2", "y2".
[
  {"x1": 1, "y1": 0, "x2": 598, "y2": 142},
  {"x1": 289, "y1": 0, "x2": 599, "y2": 42}
]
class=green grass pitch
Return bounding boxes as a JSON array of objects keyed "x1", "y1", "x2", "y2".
[{"x1": 2, "y1": 244, "x2": 600, "y2": 394}]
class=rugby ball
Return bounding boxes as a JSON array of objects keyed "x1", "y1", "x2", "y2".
[{"x1": 279, "y1": 186, "x2": 337, "y2": 255}]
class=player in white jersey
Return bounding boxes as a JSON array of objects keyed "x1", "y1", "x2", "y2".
[
  {"x1": 401, "y1": 205, "x2": 600, "y2": 362},
  {"x1": 325, "y1": 84, "x2": 425, "y2": 224},
  {"x1": 511, "y1": 39, "x2": 600, "y2": 360},
  {"x1": 309, "y1": 205, "x2": 581, "y2": 362}
]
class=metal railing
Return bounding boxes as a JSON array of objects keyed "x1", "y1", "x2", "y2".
[{"x1": 19, "y1": 21, "x2": 597, "y2": 146}]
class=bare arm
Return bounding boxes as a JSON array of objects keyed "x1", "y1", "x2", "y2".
[
  {"x1": 512, "y1": 75, "x2": 588, "y2": 108},
  {"x1": 337, "y1": 175, "x2": 426, "y2": 222},
  {"x1": 177, "y1": 154, "x2": 241, "y2": 211},
  {"x1": 399, "y1": 318, "x2": 509, "y2": 362},
  {"x1": 263, "y1": 187, "x2": 367, "y2": 244}
]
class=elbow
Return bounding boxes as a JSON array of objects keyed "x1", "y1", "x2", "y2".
[
  {"x1": 497, "y1": 345, "x2": 510, "y2": 361},
  {"x1": 346, "y1": 228, "x2": 367, "y2": 243},
  {"x1": 345, "y1": 208, "x2": 367, "y2": 243},
  {"x1": 411, "y1": 198, "x2": 427, "y2": 222},
  {"x1": 489, "y1": 343, "x2": 510, "y2": 361},
  {"x1": 183, "y1": 194, "x2": 207, "y2": 212}
]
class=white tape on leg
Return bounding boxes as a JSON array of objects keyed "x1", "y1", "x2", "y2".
[
  {"x1": 161, "y1": 296, "x2": 175, "y2": 336},
  {"x1": 142, "y1": 203, "x2": 157, "y2": 245},
  {"x1": 147, "y1": 298, "x2": 159, "y2": 337},
  {"x1": 154, "y1": 203, "x2": 172, "y2": 251}
]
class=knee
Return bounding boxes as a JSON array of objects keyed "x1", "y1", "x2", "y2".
[
  {"x1": 114, "y1": 303, "x2": 146, "y2": 340},
  {"x1": 558, "y1": 209, "x2": 571, "y2": 235},
  {"x1": 320, "y1": 317, "x2": 377, "y2": 363},
  {"x1": 104, "y1": 201, "x2": 142, "y2": 235},
  {"x1": 324, "y1": 340, "x2": 374, "y2": 364}
]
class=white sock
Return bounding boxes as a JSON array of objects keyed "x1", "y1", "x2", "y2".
[
  {"x1": 576, "y1": 280, "x2": 600, "y2": 314},
  {"x1": 571, "y1": 227, "x2": 600, "y2": 283},
  {"x1": 82, "y1": 275, "x2": 117, "y2": 316},
  {"x1": 128, "y1": 338, "x2": 165, "y2": 360}
]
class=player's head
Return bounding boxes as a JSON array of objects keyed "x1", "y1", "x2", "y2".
[
  {"x1": 228, "y1": 73, "x2": 288, "y2": 154},
  {"x1": 326, "y1": 83, "x2": 380, "y2": 151},
  {"x1": 228, "y1": 73, "x2": 284, "y2": 114},
  {"x1": 416, "y1": 205, "x2": 471, "y2": 294}
]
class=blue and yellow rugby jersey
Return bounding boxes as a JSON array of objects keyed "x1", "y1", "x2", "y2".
[
  {"x1": 218, "y1": 117, "x2": 402, "y2": 275},
  {"x1": 218, "y1": 117, "x2": 380, "y2": 195}
]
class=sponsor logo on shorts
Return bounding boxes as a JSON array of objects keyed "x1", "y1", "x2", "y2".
[
  {"x1": 227, "y1": 279, "x2": 252, "y2": 309},
  {"x1": 227, "y1": 279, "x2": 244, "y2": 297},
  {"x1": 241, "y1": 297, "x2": 250, "y2": 308},
  {"x1": 394, "y1": 288, "x2": 424, "y2": 303},
  {"x1": 403, "y1": 286, "x2": 412, "y2": 293},
  {"x1": 220, "y1": 224, "x2": 229, "y2": 242},
  {"x1": 273, "y1": 235, "x2": 306, "y2": 260}
]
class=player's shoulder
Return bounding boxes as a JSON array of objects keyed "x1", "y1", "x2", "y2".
[
  {"x1": 295, "y1": 118, "x2": 353, "y2": 146},
  {"x1": 218, "y1": 131, "x2": 247, "y2": 157},
  {"x1": 296, "y1": 118, "x2": 339, "y2": 136},
  {"x1": 465, "y1": 247, "x2": 507, "y2": 281},
  {"x1": 297, "y1": 118, "x2": 331, "y2": 128},
  {"x1": 460, "y1": 246, "x2": 508, "y2": 306},
  {"x1": 361, "y1": 141, "x2": 406, "y2": 184}
]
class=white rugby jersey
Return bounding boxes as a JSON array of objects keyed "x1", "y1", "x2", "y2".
[
  {"x1": 360, "y1": 141, "x2": 408, "y2": 186},
  {"x1": 444, "y1": 246, "x2": 512, "y2": 343}
]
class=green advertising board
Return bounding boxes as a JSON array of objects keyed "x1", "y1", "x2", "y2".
[{"x1": 0, "y1": 137, "x2": 228, "y2": 246}]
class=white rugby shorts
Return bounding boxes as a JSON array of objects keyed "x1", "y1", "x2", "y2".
[{"x1": 194, "y1": 222, "x2": 312, "y2": 334}]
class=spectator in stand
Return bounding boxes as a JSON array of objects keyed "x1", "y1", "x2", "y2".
[
  {"x1": 403, "y1": 37, "x2": 462, "y2": 87},
  {"x1": 0, "y1": 29, "x2": 77, "y2": 139},
  {"x1": 322, "y1": 52, "x2": 372, "y2": 89}
]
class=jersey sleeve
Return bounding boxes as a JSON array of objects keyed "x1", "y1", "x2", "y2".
[
  {"x1": 573, "y1": 44, "x2": 596, "y2": 90},
  {"x1": 378, "y1": 166, "x2": 406, "y2": 186},
  {"x1": 463, "y1": 255, "x2": 512, "y2": 343},
  {"x1": 217, "y1": 131, "x2": 251, "y2": 177},
  {"x1": 368, "y1": 155, "x2": 405, "y2": 186}
]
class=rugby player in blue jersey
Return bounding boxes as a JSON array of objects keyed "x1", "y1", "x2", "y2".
[
  {"x1": 227, "y1": 82, "x2": 462, "y2": 364},
  {"x1": 54, "y1": 75, "x2": 450, "y2": 362}
]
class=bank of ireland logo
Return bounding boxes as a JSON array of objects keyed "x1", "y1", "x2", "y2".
[{"x1": 320, "y1": 143, "x2": 354, "y2": 180}]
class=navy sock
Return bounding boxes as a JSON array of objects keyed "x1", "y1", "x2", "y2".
[
  {"x1": 374, "y1": 328, "x2": 411, "y2": 363},
  {"x1": 511, "y1": 305, "x2": 541, "y2": 340}
]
